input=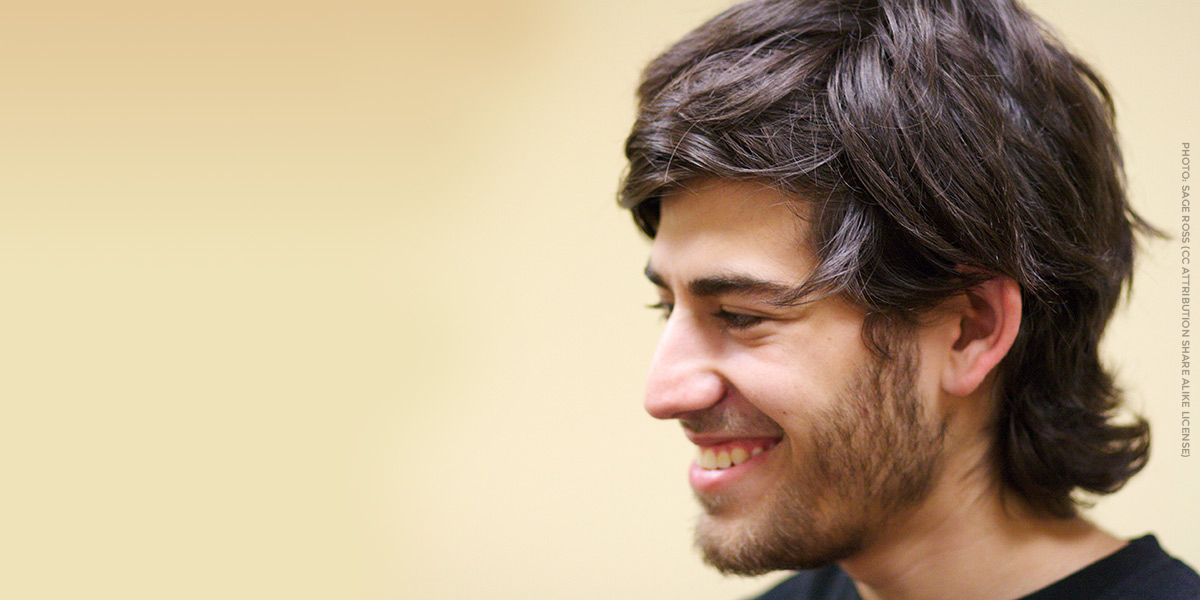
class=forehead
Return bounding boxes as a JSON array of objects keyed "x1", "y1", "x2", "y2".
[{"x1": 650, "y1": 180, "x2": 815, "y2": 284}]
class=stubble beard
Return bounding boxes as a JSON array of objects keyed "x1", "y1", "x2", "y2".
[{"x1": 693, "y1": 344, "x2": 945, "y2": 575}]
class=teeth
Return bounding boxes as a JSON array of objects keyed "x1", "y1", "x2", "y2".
[
  {"x1": 716, "y1": 451, "x2": 732, "y2": 469},
  {"x1": 697, "y1": 442, "x2": 774, "y2": 470}
]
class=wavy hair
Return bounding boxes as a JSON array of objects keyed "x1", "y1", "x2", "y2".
[{"x1": 619, "y1": 0, "x2": 1155, "y2": 518}]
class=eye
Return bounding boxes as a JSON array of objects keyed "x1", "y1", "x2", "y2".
[
  {"x1": 714, "y1": 309, "x2": 766, "y2": 330},
  {"x1": 647, "y1": 301, "x2": 674, "y2": 320}
]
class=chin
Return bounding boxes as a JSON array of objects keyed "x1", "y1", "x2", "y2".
[{"x1": 693, "y1": 499, "x2": 866, "y2": 575}]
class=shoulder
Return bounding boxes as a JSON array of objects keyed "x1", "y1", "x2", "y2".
[
  {"x1": 1104, "y1": 536, "x2": 1200, "y2": 600},
  {"x1": 1022, "y1": 535, "x2": 1200, "y2": 600},
  {"x1": 748, "y1": 565, "x2": 859, "y2": 600}
]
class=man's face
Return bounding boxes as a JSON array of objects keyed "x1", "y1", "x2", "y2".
[{"x1": 643, "y1": 180, "x2": 946, "y2": 574}]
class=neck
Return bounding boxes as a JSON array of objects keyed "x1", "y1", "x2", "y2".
[{"x1": 839, "y1": 447, "x2": 1124, "y2": 600}]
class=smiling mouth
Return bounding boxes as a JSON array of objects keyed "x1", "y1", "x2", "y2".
[{"x1": 696, "y1": 439, "x2": 780, "y2": 470}]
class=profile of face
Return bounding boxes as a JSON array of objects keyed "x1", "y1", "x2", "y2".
[{"x1": 644, "y1": 180, "x2": 949, "y2": 574}]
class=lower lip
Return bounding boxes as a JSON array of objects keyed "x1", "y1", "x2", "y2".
[{"x1": 688, "y1": 445, "x2": 775, "y2": 494}]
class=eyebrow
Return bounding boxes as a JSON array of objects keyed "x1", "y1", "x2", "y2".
[{"x1": 644, "y1": 264, "x2": 802, "y2": 307}]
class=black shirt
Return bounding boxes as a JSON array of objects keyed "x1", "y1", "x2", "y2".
[{"x1": 751, "y1": 535, "x2": 1200, "y2": 600}]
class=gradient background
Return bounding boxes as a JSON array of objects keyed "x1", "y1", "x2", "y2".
[{"x1": 1, "y1": 1, "x2": 1196, "y2": 598}]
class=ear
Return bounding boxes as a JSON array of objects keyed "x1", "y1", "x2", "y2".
[{"x1": 940, "y1": 277, "x2": 1022, "y2": 398}]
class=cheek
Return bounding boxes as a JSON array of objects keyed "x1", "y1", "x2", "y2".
[
  {"x1": 723, "y1": 340, "x2": 862, "y2": 423},
  {"x1": 911, "y1": 328, "x2": 952, "y2": 413}
]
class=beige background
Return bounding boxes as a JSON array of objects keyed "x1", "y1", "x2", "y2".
[{"x1": 1, "y1": 1, "x2": 1195, "y2": 598}]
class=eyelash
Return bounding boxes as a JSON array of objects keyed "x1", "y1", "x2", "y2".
[
  {"x1": 646, "y1": 302, "x2": 766, "y2": 330},
  {"x1": 714, "y1": 310, "x2": 766, "y2": 330},
  {"x1": 647, "y1": 301, "x2": 673, "y2": 319}
]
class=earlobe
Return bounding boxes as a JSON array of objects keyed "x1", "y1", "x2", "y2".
[{"x1": 941, "y1": 277, "x2": 1022, "y2": 397}]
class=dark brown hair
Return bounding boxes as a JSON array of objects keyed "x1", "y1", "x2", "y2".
[{"x1": 619, "y1": 0, "x2": 1155, "y2": 518}]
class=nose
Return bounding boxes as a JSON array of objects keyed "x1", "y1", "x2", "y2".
[{"x1": 643, "y1": 312, "x2": 726, "y2": 420}]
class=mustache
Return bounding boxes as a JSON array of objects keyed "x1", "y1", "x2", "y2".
[{"x1": 679, "y1": 403, "x2": 785, "y2": 437}]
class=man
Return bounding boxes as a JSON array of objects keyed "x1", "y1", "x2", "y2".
[{"x1": 618, "y1": 1, "x2": 1200, "y2": 599}]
